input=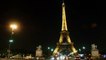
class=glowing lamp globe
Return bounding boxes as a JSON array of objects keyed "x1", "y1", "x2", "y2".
[{"x1": 10, "y1": 24, "x2": 17, "y2": 30}]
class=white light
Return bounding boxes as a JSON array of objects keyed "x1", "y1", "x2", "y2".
[
  {"x1": 57, "y1": 57, "x2": 59, "y2": 60},
  {"x1": 50, "y1": 57, "x2": 54, "y2": 60},
  {"x1": 9, "y1": 40, "x2": 13, "y2": 43},
  {"x1": 82, "y1": 46, "x2": 86, "y2": 49},
  {"x1": 68, "y1": 52, "x2": 74, "y2": 56},
  {"x1": 10, "y1": 24, "x2": 17, "y2": 30},
  {"x1": 79, "y1": 54, "x2": 84, "y2": 57},
  {"x1": 48, "y1": 47, "x2": 50, "y2": 50},
  {"x1": 79, "y1": 49, "x2": 81, "y2": 52},
  {"x1": 103, "y1": 55, "x2": 106, "y2": 58},
  {"x1": 60, "y1": 55, "x2": 65, "y2": 59},
  {"x1": 50, "y1": 55, "x2": 66, "y2": 60},
  {"x1": 51, "y1": 49, "x2": 54, "y2": 52}
]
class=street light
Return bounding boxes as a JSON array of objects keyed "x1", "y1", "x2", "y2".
[
  {"x1": 8, "y1": 23, "x2": 18, "y2": 58},
  {"x1": 48, "y1": 47, "x2": 50, "y2": 50},
  {"x1": 82, "y1": 46, "x2": 86, "y2": 50},
  {"x1": 9, "y1": 23, "x2": 17, "y2": 46},
  {"x1": 10, "y1": 24, "x2": 18, "y2": 34},
  {"x1": 51, "y1": 48, "x2": 54, "y2": 52},
  {"x1": 78, "y1": 49, "x2": 81, "y2": 52},
  {"x1": 9, "y1": 40, "x2": 13, "y2": 43},
  {"x1": 8, "y1": 39, "x2": 14, "y2": 57}
]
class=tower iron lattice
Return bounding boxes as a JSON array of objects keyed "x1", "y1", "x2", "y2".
[{"x1": 53, "y1": 2, "x2": 77, "y2": 56}]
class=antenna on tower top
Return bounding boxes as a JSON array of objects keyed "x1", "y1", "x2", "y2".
[
  {"x1": 63, "y1": 0, "x2": 65, "y2": 2},
  {"x1": 62, "y1": 0, "x2": 66, "y2": 9},
  {"x1": 62, "y1": 0, "x2": 65, "y2": 5}
]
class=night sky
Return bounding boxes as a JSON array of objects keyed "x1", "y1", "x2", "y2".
[{"x1": 0, "y1": 0, "x2": 106, "y2": 53}]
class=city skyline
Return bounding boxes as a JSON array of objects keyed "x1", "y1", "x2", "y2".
[{"x1": 0, "y1": 0, "x2": 106, "y2": 53}]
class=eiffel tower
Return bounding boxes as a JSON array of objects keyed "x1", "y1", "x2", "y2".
[{"x1": 53, "y1": 2, "x2": 77, "y2": 56}]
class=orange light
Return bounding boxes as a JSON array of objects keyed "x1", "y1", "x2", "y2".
[{"x1": 10, "y1": 24, "x2": 17, "y2": 30}]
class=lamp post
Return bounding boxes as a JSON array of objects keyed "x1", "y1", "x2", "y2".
[
  {"x1": 8, "y1": 23, "x2": 17, "y2": 58},
  {"x1": 9, "y1": 40, "x2": 13, "y2": 50}
]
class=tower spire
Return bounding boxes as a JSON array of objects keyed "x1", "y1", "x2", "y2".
[{"x1": 62, "y1": 1, "x2": 68, "y2": 31}]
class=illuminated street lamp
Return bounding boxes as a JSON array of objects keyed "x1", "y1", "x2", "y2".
[
  {"x1": 51, "y1": 48, "x2": 54, "y2": 52},
  {"x1": 9, "y1": 23, "x2": 17, "y2": 46},
  {"x1": 8, "y1": 23, "x2": 18, "y2": 58},
  {"x1": 10, "y1": 24, "x2": 17, "y2": 29},
  {"x1": 9, "y1": 39, "x2": 13, "y2": 43},
  {"x1": 82, "y1": 46, "x2": 86, "y2": 50},
  {"x1": 8, "y1": 39, "x2": 13, "y2": 54},
  {"x1": 10, "y1": 24, "x2": 18, "y2": 34},
  {"x1": 48, "y1": 47, "x2": 50, "y2": 50},
  {"x1": 79, "y1": 49, "x2": 81, "y2": 52}
]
